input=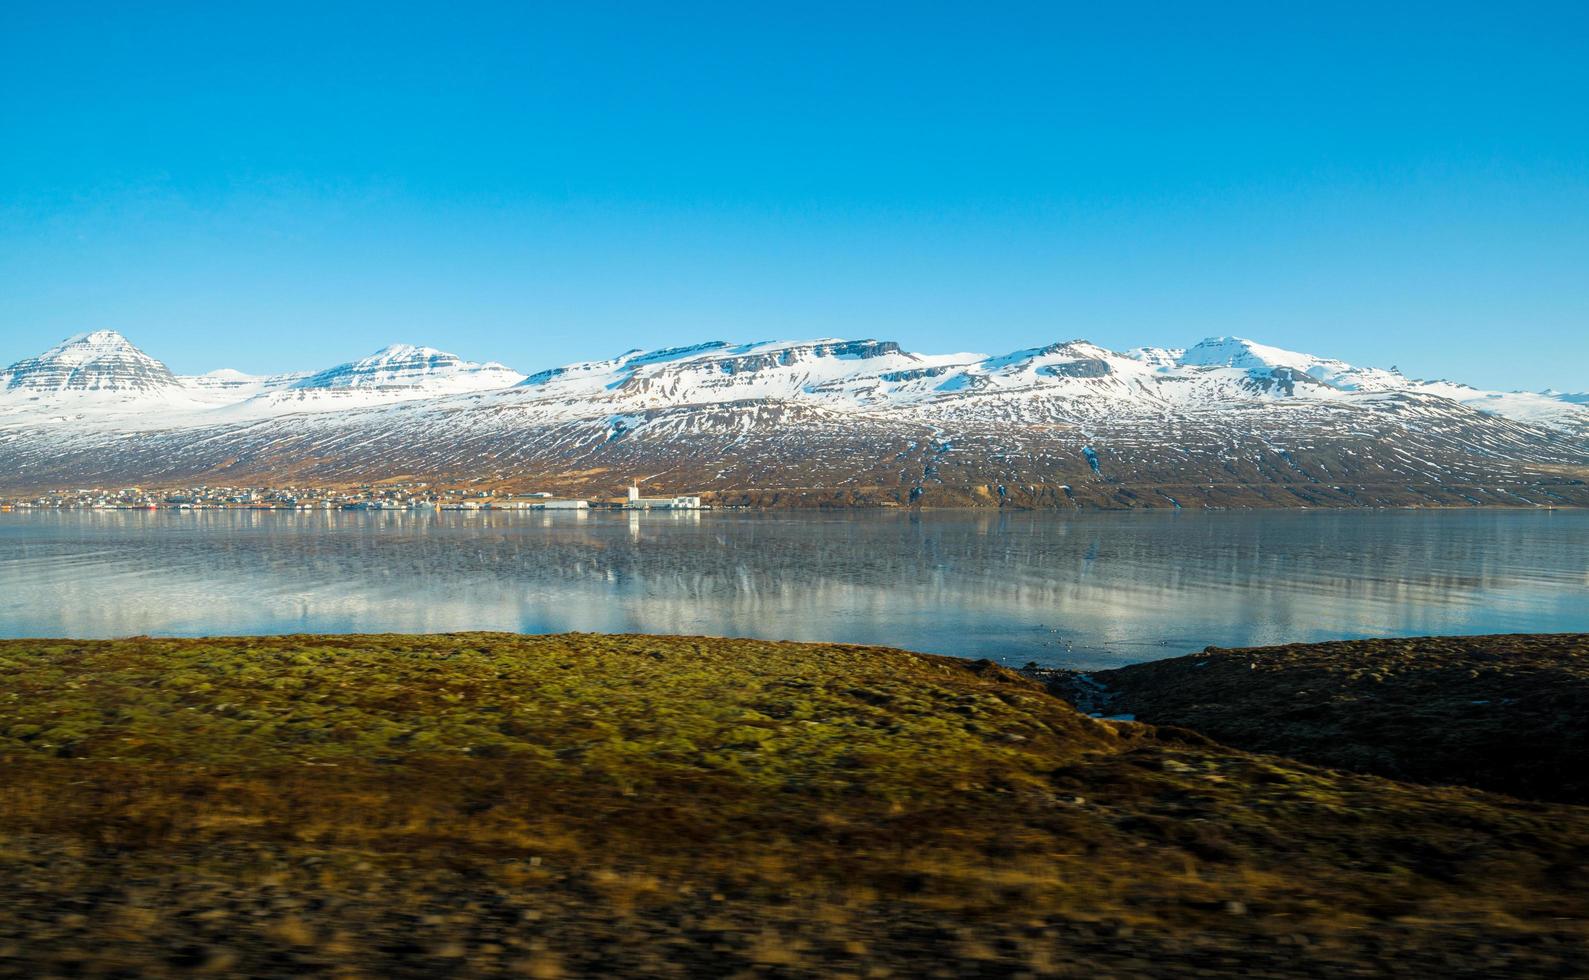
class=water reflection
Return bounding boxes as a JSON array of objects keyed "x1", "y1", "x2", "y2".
[{"x1": 2, "y1": 508, "x2": 1585, "y2": 667}]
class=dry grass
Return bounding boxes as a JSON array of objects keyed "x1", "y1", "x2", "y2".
[{"x1": 0, "y1": 632, "x2": 1586, "y2": 976}]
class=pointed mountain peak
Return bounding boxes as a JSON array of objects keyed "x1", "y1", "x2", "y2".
[
  {"x1": 5, "y1": 330, "x2": 177, "y2": 393},
  {"x1": 63, "y1": 328, "x2": 135, "y2": 346}
]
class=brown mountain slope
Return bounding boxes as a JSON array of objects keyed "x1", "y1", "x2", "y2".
[{"x1": 4, "y1": 402, "x2": 1589, "y2": 507}]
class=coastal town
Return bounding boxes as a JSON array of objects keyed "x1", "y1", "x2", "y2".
[{"x1": 0, "y1": 482, "x2": 705, "y2": 513}]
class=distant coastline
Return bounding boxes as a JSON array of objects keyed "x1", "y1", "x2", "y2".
[{"x1": 6, "y1": 478, "x2": 1589, "y2": 511}]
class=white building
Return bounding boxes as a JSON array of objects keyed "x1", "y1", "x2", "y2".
[{"x1": 624, "y1": 486, "x2": 702, "y2": 510}]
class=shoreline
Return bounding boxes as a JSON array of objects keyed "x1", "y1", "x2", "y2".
[
  {"x1": 5, "y1": 471, "x2": 1589, "y2": 513},
  {"x1": 4, "y1": 499, "x2": 1586, "y2": 513}
]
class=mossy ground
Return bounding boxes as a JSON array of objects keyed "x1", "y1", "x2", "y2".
[
  {"x1": 1, "y1": 633, "x2": 1587, "y2": 977},
  {"x1": 1040, "y1": 633, "x2": 1589, "y2": 804}
]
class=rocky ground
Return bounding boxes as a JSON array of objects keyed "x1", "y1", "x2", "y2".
[{"x1": 1, "y1": 633, "x2": 1587, "y2": 977}]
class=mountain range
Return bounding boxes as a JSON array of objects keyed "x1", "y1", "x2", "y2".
[{"x1": 2, "y1": 329, "x2": 1586, "y2": 507}]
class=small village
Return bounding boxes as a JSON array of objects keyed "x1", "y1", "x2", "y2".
[{"x1": 0, "y1": 482, "x2": 704, "y2": 513}]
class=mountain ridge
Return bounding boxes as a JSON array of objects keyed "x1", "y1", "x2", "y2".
[
  {"x1": 4, "y1": 330, "x2": 1582, "y2": 424},
  {"x1": 291, "y1": 343, "x2": 526, "y2": 392},
  {"x1": 1, "y1": 330, "x2": 1585, "y2": 504}
]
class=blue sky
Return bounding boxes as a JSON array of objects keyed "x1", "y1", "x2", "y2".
[{"x1": 1, "y1": 2, "x2": 1586, "y2": 389}]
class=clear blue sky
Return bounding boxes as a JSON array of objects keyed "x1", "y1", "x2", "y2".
[{"x1": 2, "y1": 1, "x2": 1586, "y2": 389}]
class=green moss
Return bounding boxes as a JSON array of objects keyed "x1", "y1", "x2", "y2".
[{"x1": 1, "y1": 633, "x2": 1587, "y2": 976}]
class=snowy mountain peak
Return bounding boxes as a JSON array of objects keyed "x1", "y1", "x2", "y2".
[
  {"x1": 1175, "y1": 336, "x2": 1407, "y2": 393},
  {"x1": 616, "y1": 342, "x2": 731, "y2": 368},
  {"x1": 3, "y1": 331, "x2": 1585, "y2": 443},
  {"x1": 364, "y1": 343, "x2": 440, "y2": 361},
  {"x1": 4, "y1": 330, "x2": 178, "y2": 392},
  {"x1": 201, "y1": 368, "x2": 256, "y2": 381},
  {"x1": 6, "y1": 329, "x2": 1587, "y2": 506},
  {"x1": 984, "y1": 339, "x2": 1110, "y2": 368},
  {"x1": 68, "y1": 329, "x2": 133, "y2": 346},
  {"x1": 292, "y1": 344, "x2": 525, "y2": 392},
  {"x1": 1178, "y1": 336, "x2": 1316, "y2": 371},
  {"x1": 680, "y1": 338, "x2": 906, "y2": 375}
]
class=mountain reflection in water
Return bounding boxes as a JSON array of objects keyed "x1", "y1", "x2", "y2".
[{"x1": 2, "y1": 509, "x2": 1585, "y2": 668}]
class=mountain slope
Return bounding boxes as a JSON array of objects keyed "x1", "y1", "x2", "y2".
[{"x1": 0, "y1": 331, "x2": 1585, "y2": 505}]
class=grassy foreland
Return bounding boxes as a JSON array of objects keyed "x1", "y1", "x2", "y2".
[{"x1": 1, "y1": 634, "x2": 1587, "y2": 977}]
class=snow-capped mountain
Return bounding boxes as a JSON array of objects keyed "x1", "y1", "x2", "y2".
[
  {"x1": 503, "y1": 333, "x2": 1587, "y2": 433},
  {"x1": 1172, "y1": 336, "x2": 1409, "y2": 392},
  {"x1": 292, "y1": 344, "x2": 525, "y2": 393},
  {"x1": 1, "y1": 330, "x2": 1585, "y2": 508},
  {"x1": 214, "y1": 344, "x2": 529, "y2": 412},
  {"x1": 518, "y1": 339, "x2": 980, "y2": 409},
  {"x1": 0, "y1": 337, "x2": 526, "y2": 423},
  {"x1": 2, "y1": 330, "x2": 177, "y2": 393}
]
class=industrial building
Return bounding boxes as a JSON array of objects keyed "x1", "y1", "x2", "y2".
[{"x1": 624, "y1": 486, "x2": 703, "y2": 510}]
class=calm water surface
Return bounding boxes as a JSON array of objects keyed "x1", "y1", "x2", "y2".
[{"x1": 2, "y1": 509, "x2": 1585, "y2": 668}]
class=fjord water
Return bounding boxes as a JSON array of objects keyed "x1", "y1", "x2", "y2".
[{"x1": 2, "y1": 509, "x2": 1585, "y2": 668}]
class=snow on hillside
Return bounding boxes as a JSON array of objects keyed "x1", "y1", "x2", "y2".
[
  {"x1": 518, "y1": 338, "x2": 975, "y2": 409},
  {"x1": 1175, "y1": 336, "x2": 1408, "y2": 392},
  {"x1": 291, "y1": 344, "x2": 525, "y2": 392},
  {"x1": 1410, "y1": 380, "x2": 1589, "y2": 431},
  {"x1": 0, "y1": 338, "x2": 530, "y2": 433},
  {"x1": 2, "y1": 330, "x2": 177, "y2": 393},
  {"x1": 1, "y1": 330, "x2": 1585, "y2": 439},
  {"x1": 193, "y1": 344, "x2": 531, "y2": 415}
]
